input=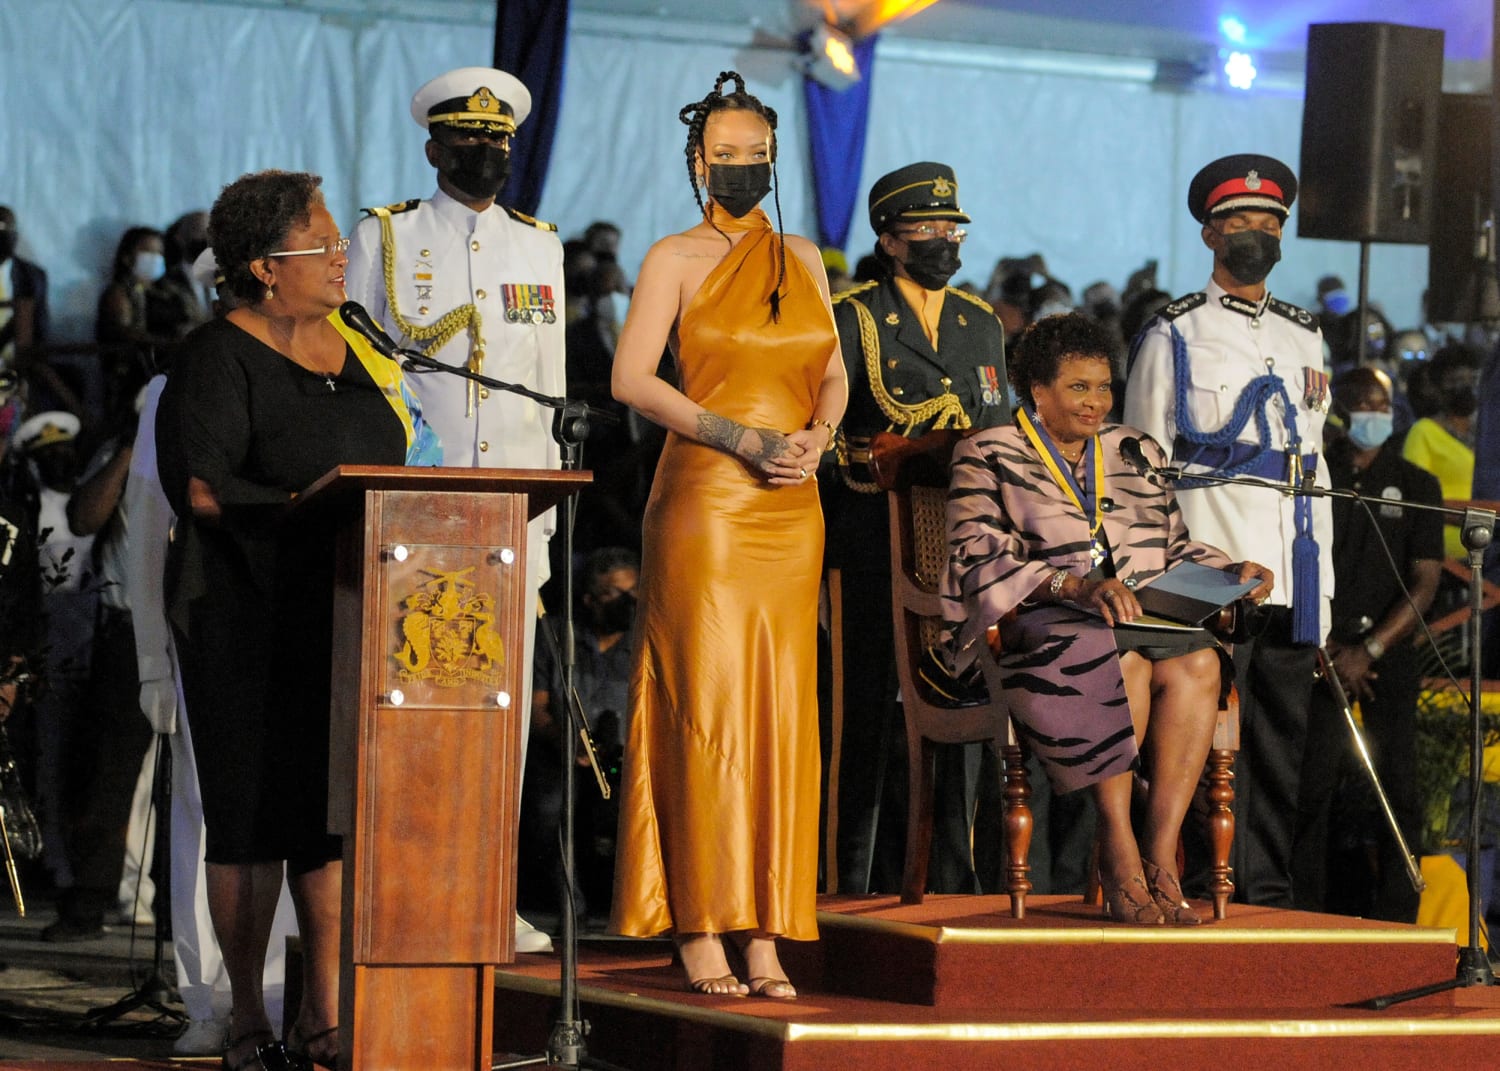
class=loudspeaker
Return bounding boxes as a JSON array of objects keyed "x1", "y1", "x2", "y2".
[
  {"x1": 1298, "y1": 22, "x2": 1445, "y2": 244},
  {"x1": 1428, "y1": 94, "x2": 1494, "y2": 324}
]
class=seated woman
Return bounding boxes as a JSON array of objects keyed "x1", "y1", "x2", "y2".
[{"x1": 942, "y1": 313, "x2": 1272, "y2": 925}]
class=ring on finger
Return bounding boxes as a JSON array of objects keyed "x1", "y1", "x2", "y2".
[{"x1": 799, "y1": 467, "x2": 807, "y2": 479}]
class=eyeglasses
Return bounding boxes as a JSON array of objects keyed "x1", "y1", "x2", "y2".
[
  {"x1": 268, "y1": 236, "x2": 350, "y2": 259},
  {"x1": 893, "y1": 225, "x2": 967, "y2": 244}
]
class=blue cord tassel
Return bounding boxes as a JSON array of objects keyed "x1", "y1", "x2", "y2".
[{"x1": 1292, "y1": 529, "x2": 1320, "y2": 645}]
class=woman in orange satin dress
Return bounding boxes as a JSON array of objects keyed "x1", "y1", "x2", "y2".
[{"x1": 610, "y1": 71, "x2": 847, "y2": 999}]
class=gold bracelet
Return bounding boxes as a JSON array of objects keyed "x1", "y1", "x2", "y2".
[{"x1": 808, "y1": 418, "x2": 838, "y2": 453}]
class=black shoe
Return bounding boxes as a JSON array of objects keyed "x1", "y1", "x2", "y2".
[
  {"x1": 40, "y1": 916, "x2": 106, "y2": 943},
  {"x1": 224, "y1": 1032, "x2": 297, "y2": 1071}
]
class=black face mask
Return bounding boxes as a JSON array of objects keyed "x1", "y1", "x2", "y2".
[
  {"x1": 1446, "y1": 384, "x2": 1479, "y2": 418},
  {"x1": 434, "y1": 141, "x2": 511, "y2": 200},
  {"x1": 1219, "y1": 229, "x2": 1281, "y2": 286},
  {"x1": 593, "y1": 591, "x2": 636, "y2": 635},
  {"x1": 901, "y1": 237, "x2": 962, "y2": 291},
  {"x1": 707, "y1": 163, "x2": 771, "y2": 219}
]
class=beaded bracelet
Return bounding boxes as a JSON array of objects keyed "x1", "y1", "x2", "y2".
[{"x1": 1048, "y1": 569, "x2": 1069, "y2": 599}]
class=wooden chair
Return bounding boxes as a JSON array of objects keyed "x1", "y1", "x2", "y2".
[
  {"x1": 870, "y1": 431, "x2": 1034, "y2": 916},
  {"x1": 871, "y1": 429, "x2": 1239, "y2": 922}
]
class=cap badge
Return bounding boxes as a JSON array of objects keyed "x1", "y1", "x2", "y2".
[
  {"x1": 1245, "y1": 170, "x2": 1262, "y2": 190},
  {"x1": 885, "y1": 311, "x2": 900, "y2": 326},
  {"x1": 467, "y1": 87, "x2": 502, "y2": 116},
  {"x1": 931, "y1": 176, "x2": 954, "y2": 198}
]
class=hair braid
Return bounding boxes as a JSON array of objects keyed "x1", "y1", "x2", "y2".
[
  {"x1": 769, "y1": 156, "x2": 786, "y2": 323},
  {"x1": 678, "y1": 70, "x2": 784, "y2": 319}
]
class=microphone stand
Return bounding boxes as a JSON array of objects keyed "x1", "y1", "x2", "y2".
[
  {"x1": 1137, "y1": 455, "x2": 1497, "y2": 1000},
  {"x1": 492, "y1": 396, "x2": 628, "y2": 1071},
  {"x1": 79, "y1": 735, "x2": 187, "y2": 1033},
  {"x1": 375, "y1": 341, "x2": 625, "y2": 1069}
]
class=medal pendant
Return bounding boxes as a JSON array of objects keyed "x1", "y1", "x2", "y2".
[{"x1": 1090, "y1": 540, "x2": 1105, "y2": 566}]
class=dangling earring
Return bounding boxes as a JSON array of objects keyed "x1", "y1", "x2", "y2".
[{"x1": 265, "y1": 284, "x2": 274, "y2": 302}]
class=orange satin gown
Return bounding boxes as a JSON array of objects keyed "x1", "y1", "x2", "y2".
[{"x1": 610, "y1": 207, "x2": 835, "y2": 942}]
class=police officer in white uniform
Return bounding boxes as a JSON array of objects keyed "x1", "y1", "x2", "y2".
[
  {"x1": 1124, "y1": 153, "x2": 1333, "y2": 908},
  {"x1": 345, "y1": 66, "x2": 564, "y2": 953}
]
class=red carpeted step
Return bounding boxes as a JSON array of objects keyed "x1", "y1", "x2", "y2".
[{"x1": 810, "y1": 894, "x2": 1462, "y2": 1011}]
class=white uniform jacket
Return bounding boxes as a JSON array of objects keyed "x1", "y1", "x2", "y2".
[
  {"x1": 346, "y1": 189, "x2": 566, "y2": 566},
  {"x1": 1124, "y1": 277, "x2": 1333, "y2": 642}
]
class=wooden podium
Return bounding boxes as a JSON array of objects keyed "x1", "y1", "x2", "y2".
[{"x1": 299, "y1": 465, "x2": 589, "y2": 1071}]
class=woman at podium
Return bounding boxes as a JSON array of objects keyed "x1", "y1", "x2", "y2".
[
  {"x1": 156, "y1": 170, "x2": 437, "y2": 1071},
  {"x1": 608, "y1": 72, "x2": 846, "y2": 998},
  {"x1": 943, "y1": 314, "x2": 1272, "y2": 926}
]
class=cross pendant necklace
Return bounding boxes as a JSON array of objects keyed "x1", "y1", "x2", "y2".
[{"x1": 323, "y1": 373, "x2": 336, "y2": 391}]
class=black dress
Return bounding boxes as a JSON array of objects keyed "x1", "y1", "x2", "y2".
[{"x1": 156, "y1": 317, "x2": 406, "y2": 865}]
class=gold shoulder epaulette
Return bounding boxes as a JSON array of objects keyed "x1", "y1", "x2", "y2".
[
  {"x1": 360, "y1": 198, "x2": 421, "y2": 217},
  {"x1": 504, "y1": 206, "x2": 558, "y2": 232},
  {"x1": 947, "y1": 287, "x2": 996, "y2": 315},
  {"x1": 832, "y1": 279, "x2": 879, "y2": 304}
]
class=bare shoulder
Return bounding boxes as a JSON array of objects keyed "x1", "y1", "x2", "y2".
[{"x1": 783, "y1": 233, "x2": 824, "y2": 269}]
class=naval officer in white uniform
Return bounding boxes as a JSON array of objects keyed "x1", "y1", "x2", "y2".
[
  {"x1": 1124, "y1": 153, "x2": 1333, "y2": 910},
  {"x1": 345, "y1": 66, "x2": 565, "y2": 954}
]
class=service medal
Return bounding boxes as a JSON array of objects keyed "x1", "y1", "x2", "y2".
[
  {"x1": 502, "y1": 283, "x2": 558, "y2": 324},
  {"x1": 1302, "y1": 367, "x2": 1330, "y2": 411}
]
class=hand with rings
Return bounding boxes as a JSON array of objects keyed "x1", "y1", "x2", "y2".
[
  {"x1": 1086, "y1": 578, "x2": 1140, "y2": 627},
  {"x1": 762, "y1": 425, "x2": 823, "y2": 487}
]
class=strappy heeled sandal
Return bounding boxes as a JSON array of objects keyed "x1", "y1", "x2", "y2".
[
  {"x1": 746, "y1": 976, "x2": 797, "y2": 999},
  {"x1": 1142, "y1": 858, "x2": 1203, "y2": 926},
  {"x1": 286, "y1": 1024, "x2": 341, "y2": 1070}
]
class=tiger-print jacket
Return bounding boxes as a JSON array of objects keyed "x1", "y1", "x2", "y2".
[{"x1": 942, "y1": 423, "x2": 1237, "y2": 793}]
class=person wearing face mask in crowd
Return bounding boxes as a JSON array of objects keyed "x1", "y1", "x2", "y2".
[
  {"x1": 96, "y1": 226, "x2": 173, "y2": 425},
  {"x1": 1293, "y1": 366, "x2": 1442, "y2": 922},
  {"x1": 1126, "y1": 153, "x2": 1333, "y2": 909},
  {"x1": 147, "y1": 211, "x2": 213, "y2": 341},
  {"x1": 520, "y1": 548, "x2": 639, "y2": 929},
  {"x1": 1401, "y1": 343, "x2": 1480, "y2": 563},
  {"x1": 609, "y1": 70, "x2": 846, "y2": 999},
  {"x1": 822, "y1": 162, "x2": 1010, "y2": 898},
  {"x1": 345, "y1": 66, "x2": 565, "y2": 956}
]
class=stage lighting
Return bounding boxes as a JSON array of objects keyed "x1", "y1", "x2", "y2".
[
  {"x1": 1224, "y1": 50, "x2": 1257, "y2": 90},
  {"x1": 1219, "y1": 16, "x2": 1247, "y2": 45},
  {"x1": 803, "y1": 22, "x2": 861, "y2": 90}
]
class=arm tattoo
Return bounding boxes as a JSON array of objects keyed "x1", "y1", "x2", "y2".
[
  {"x1": 744, "y1": 428, "x2": 791, "y2": 465},
  {"x1": 697, "y1": 412, "x2": 747, "y2": 453}
]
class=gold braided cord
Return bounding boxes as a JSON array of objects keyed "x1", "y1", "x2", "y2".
[
  {"x1": 832, "y1": 432, "x2": 881, "y2": 493},
  {"x1": 848, "y1": 298, "x2": 971, "y2": 434},
  {"x1": 373, "y1": 207, "x2": 478, "y2": 356}
]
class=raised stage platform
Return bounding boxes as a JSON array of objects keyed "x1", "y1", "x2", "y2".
[{"x1": 494, "y1": 894, "x2": 1500, "y2": 1071}]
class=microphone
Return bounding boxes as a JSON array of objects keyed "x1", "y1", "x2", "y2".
[
  {"x1": 339, "y1": 300, "x2": 405, "y2": 363},
  {"x1": 1119, "y1": 436, "x2": 1182, "y2": 481},
  {"x1": 1119, "y1": 436, "x2": 1153, "y2": 476}
]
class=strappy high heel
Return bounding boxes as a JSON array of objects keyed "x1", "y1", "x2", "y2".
[{"x1": 1142, "y1": 858, "x2": 1202, "y2": 926}]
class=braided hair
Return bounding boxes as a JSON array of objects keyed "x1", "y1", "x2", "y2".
[{"x1": 678, "y1": 70, "x2": 787, "y2": 321}]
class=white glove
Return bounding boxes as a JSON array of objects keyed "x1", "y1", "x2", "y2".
[{"x1": 139, "y1": 677, "x2": 179, "y2": 734}]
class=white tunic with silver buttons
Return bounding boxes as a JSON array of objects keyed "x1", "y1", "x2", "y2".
[{"x1": 1124, "y1": 277, "x2": 1333, "y2": 640}]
